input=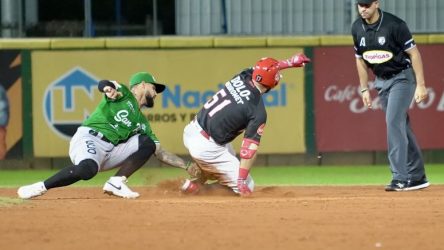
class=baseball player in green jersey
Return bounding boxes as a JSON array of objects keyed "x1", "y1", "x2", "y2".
[{"x1": 17, "y1": 72, "x2": 200, "y2": 199}]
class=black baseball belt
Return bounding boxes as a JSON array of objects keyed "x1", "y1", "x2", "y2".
[{"x1": 88, "y1": 130, "x2": 112, "y2": 144}]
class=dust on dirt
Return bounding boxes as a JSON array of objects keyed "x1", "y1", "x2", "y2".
[{"x1": 1, "y1": 185, "x2": 444, "y2": 250}]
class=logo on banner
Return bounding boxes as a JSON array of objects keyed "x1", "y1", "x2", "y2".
[
  {"x1": 161, "y1": 83, "x2": 288, "y2": 108},
  {"x1": 43, "y1": 67, "x2": 101, "y2": 139}
]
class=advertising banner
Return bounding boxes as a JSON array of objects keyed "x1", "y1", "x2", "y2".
[
  {"x1": 314, "y1": 45, "x2": 444, "y2": 152},
  {"x1": 0, "y1": 50, "x2": 23, "y2": 159},
  {"x1": 32, "y1": 49, "x2": 306, "y2": 157}
]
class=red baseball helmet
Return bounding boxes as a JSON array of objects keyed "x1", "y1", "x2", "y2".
[{"x1": 252, "y1": 57, "x2": 281, "y2": 89}]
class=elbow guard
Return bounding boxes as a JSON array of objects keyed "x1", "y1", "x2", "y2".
[{"x1": 240, "y1": 138, "x2": 259, "y2": 159}]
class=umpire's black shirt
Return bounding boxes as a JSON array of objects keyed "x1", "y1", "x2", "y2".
[
  {"x1": 352, "y1": 9, "x2": 416, "y2": 79},
  {"x1": 196, "y1": 69, "x2": 266, "y2": 145}
]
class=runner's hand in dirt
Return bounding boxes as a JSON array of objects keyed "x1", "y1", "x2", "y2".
[{"x1": 237, "y1": 179, "x2": 252, "y2": 197}]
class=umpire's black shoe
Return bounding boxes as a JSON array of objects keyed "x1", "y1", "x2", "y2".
[
  {"x1": 405, "y1": 176, "x2": 430, "y2": 191},
  {"x1": 385, "y1": 180, "x2": 407, "y2": 192},
  {"x1": 385, "y1": 177, "x2": 430, "y2": 192}
]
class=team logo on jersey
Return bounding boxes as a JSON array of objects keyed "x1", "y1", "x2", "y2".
[
  {"x1": 43, "y1": 67, "x2": 101, "y2": 139},
  {"x1": 378, "y1": 36, "x2": 386, "y2": 45},
  {"x1": 114, "y1": 110, "x2": 132, "y2": 127},
  {"x1": 362, "y1": 50, "x2": 393, "y2": 64}
]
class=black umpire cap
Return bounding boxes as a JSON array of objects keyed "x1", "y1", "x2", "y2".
[{"x1": 356, "y1": 0, "x2": 377, "y2": 4}]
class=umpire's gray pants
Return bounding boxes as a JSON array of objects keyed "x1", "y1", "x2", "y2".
[{"x1": 375, "y1": 68, "x2": 426, "y2": 182}]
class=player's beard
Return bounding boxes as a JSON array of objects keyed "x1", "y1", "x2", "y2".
[{"x1": 145, "y1": 94, "x2": 154, "y2": 107}]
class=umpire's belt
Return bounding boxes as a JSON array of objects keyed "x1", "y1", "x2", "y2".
[
  {"x1": 191, "y1": 119, "x2": 211, "y2": 141},
  {"x1": 378, "y1": 67, "x2": 409, "y2": 80},
  {"x1": 89, "y1": 130, "x2": 112, "y2": 144}
]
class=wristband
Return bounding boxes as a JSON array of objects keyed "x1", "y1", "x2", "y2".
[
  {"x1": 238, "y1": 168, "x2": 249, "y2": 180},
  {"x1": 360, "y1": 88, "x2": 369, "y2": 93}
]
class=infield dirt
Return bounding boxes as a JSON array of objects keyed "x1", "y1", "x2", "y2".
[{"x1": 1, "y1": 181, "x2": 443, "y2": 250}]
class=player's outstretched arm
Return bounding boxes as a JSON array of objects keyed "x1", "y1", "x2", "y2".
[
  {"x1": 278, "y1": 53, "x2": 311, "y2": 70},
  {"x1": 237, "y1": 157, "x2": 256, "y2": 197},
  {"x1": 237, "y1": 138, "x2": 259, "y2": 197},
  {"x1": 154, "y1": 144, "x2": 201, "y2": 178}
]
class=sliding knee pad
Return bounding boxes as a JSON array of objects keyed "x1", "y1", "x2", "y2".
[
  {"x1": 76, "y1": 159, "x2": 99, "y2": 180},
  {"x1": 138, "y1": 135, "x2": 156, "y2": 157}
]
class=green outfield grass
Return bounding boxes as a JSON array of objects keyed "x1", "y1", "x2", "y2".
[{"x1": 1, "y1": 164, "x2": 444, "y2": 188}]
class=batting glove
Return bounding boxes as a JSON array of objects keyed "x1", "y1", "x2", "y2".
[
  {"x1": 278, "y1": 53, "x2": 311, "y2": 69},
  {"x1": 237, "y1": 178, "x2": 252, "y2": 197},
  {"x1": 237, "y1": 167, "x2": 251, "y2": 196}
]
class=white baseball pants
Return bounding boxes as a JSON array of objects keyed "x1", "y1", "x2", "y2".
[{"x1": 183, "y1": 120, "x2": 254, "y2": 193}]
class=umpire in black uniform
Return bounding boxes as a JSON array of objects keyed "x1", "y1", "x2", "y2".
[{"x1": 351, "y1": 0, "x2": 429, "y2": 191}]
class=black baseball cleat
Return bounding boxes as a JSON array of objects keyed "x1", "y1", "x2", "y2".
[
  {"x1": 385, "y1": 180, "x2": 407, "y2": 191},
  {"x1": 404, "y1": 176, "x2": 430, "y2": 191},
  {"x1": 385, "y1": 177, "x2": 430, "y2": 192}
]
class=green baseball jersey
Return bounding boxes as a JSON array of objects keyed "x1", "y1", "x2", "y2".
[{"x1": 83, "y1": 82, "x2": 159, "y2": 145}]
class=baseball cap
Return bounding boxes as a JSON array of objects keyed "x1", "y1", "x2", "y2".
[
  {"x1": 356, "y1": 0, "x2": 376, "y2": 4},
  {"x1": 129, "y1": 72, "x2": 166, "y2": 93}
]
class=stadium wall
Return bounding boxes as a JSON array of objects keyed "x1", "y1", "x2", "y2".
[{"x1": 1, "y1": 35, "x2": 444, "y2": 168}]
